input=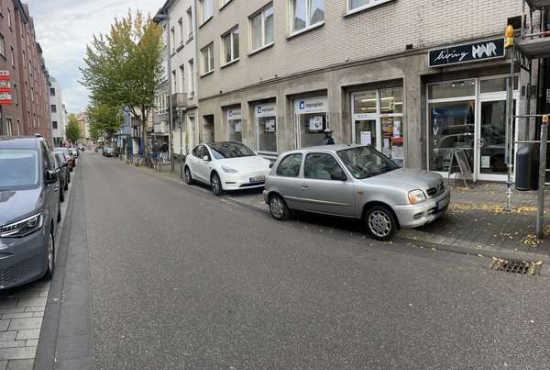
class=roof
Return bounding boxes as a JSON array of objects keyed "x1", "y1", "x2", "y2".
[
  {"x1": 525, "y1": 0, "x2": 550, "y2": 9},
  {"x1": 0, "y1": 137, "x2": 43, "y2": 150}
]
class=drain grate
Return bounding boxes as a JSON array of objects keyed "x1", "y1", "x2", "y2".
[{"x1": 491, "y1": 259, "x2": 542, "y2": 275}]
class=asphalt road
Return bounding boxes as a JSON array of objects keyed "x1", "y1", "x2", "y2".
[{"x1": 78, "y1": 152, "x2": 550, "y2": 370}]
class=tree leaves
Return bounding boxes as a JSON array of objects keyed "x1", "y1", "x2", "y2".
[{"x1": 65, "y1": 114, "x2": 81, "y2": 144}]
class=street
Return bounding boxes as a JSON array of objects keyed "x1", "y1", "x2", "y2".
[{"x1": 47, "y1": 152, "x2": 550, "y2": 369}]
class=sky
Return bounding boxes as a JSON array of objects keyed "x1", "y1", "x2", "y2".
[{"x1": 26, "y1": 0, "x2": 163, "y2": 114}]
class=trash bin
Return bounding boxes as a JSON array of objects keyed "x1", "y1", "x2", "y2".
[{"x1": 515, "y1": 144, "x2": 538, "y2": 191}]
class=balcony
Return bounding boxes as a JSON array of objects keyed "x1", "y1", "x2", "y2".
[
  {"x1": 154, "y1": 122, "x2": 169, "y2": 135},
  {"x1": 171, "y1": 93, "x2": 188, "y2": 108}
]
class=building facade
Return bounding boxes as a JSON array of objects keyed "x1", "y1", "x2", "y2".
[
  {"x1": 195, "y1": 0, "x2": 534, "y2": 182},
  {"x1": 0, "y1": 0, "x2": 51, "y2": 144},
  {"x1": 49, "y1": 77, "x2": 65, "y2": 146},
  {"x1": 155, "y1": 0, "x2": 199, "y2": 158}
]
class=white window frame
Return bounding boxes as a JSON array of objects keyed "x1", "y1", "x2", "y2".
[
  {"x1": 186, "y1": 7, "x2": 194, "y2": 40},
  {"x1": 178, "y1": 18, "x2": 184, "y2": 46},
  {"x1": 199, "y1": 0, "x2": 213, "y2": 25},
  {"x1": 201, "y1": 43, "x2": 214, "y2": 75},
  {"x1": 220, "y1": 0, "x2": 233, "y2": 9},
  {"x1": 188, "y1": 59, "x2": 195, "y2": 96},
  {"x1": 289, "y1": 0, "x2": 324, "y2": 35},
  {"x1": 249, "y1": 3, "x2": 274, "y2": 53},
  {"x1": 221, "y1": 26, "x2": 239, "y2": 66},
  {"x1": 347, "y1": 0, "x2": 395, "y2": 15},
  {"x1": 0, "y1": 34, "x2": 5, "y2": 57}
]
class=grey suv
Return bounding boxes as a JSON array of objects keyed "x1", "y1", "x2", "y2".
[
  {"x1": 264, "y1": 145, "x2": 450, "y2": 240},
  {"x1": 0, "y1": 137, "x2": 60, "y2": 289}
]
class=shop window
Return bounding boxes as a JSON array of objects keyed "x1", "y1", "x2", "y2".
[
  {"x1": 429, "y1": 100, "x2": 475, "y2": 172},
  {"x1": 480, "y1": 77, "x2": 519, "y2": 94},
  {"x1": 428, "y1": 80, "x2": 475, "y2": 100},
  {"x1": 294, "y1": 96, "x2": 328, "y2": 148},
  {"x1": 291, "y1": 0, "x2": 324, "y2": 34},
  {"x1": 255, "y1": 102, "x2": 277, "y2": 154},
  {"x1": 225, "y1": 107, "x2": 242, "y2": 142}
]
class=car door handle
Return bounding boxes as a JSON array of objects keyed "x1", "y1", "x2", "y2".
[{"x1": 302, "y1": 184, "x2": 308, "y2": 189}]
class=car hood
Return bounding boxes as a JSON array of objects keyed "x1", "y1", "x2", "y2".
[
  {"x1": 361, "y1": 168, "x2": 443, "y2": 192},
  {"x1": 217, "y1": 156, "x2": 271, "y2": 172},
  {"x1": 0, "y1": 188, "x2": 43, "y2": 227}
]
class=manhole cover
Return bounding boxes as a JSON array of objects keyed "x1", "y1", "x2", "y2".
[{"x1": 491, "y1": 259, "x2": 542, "y2": 275}]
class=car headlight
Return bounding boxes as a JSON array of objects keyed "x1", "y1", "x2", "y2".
[
  {"x1": 408, "y1": 190, "x2": 427, "y2": 204},
  {"x1": 222, "y1": 165, "x2": 238, "y2": 174},
  {"x1": 0, "y1": 213, "x2": 44, "y2": 238}
]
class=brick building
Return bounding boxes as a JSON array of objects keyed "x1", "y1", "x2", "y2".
[
  {"x1": 196, "y1": 0, "x2": 538, "y2": 182},
  {"x1": 0, "y1": 0, "x2": 51, "y2": 145}
]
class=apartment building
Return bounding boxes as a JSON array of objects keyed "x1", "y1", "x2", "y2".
[
  {"x1": 196, "y1": 0, "x2": 533, "y2": 182},
  {"x1": 155, "y1": 0, "x2": 199, "y2": 158},
  {"x1": 49, "y1": 76, "x2": 65, "y2": 146},
  {"x1": 0, "y1": 0, "x2": 51, "y2": 144}
]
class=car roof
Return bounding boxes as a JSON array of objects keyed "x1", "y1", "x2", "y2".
[
  {"x1": 0, "y1": 136, "x2": 43, "y2": 150},
  {"x1": 280, "y1": 144, "x2": 368, "y2": 156}
]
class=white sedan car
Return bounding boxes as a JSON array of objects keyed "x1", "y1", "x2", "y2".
[{"x1": 184, "y1": 142, "x2": 272, "y2": 196}]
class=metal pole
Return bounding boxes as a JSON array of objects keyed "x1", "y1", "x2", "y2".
[
  {"x1": 536, "y1": 119, "x2": 548, "y2": 240},
  {"x1": 165, "y1": 12, "x2": 175, "y2": 173},
  {"x1": 180, "y1": 111, "x2": 184, "y2": 179},
  {"x1": 505, "y1": 44, "x2": 515, "y2": 212}
]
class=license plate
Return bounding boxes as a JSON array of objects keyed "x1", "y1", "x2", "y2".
[
  {"x1": 437, "y1": 196, "x2": 450, "y2": 211},
  {"x1": 249, "y1": 176, "x2": 265, "y2": 183}
]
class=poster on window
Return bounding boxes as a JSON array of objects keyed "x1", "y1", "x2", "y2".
[
  {"x1": 234, "y1": 121, "x2": 242, "y2": 133},
  {"x1": 392, "y1": 146, "x2": 404, "y2": 160},
  {"x1": 481, "y1": 156, "x2": 491, "y2": 168},
  {"x1": 308, "y1": 116, "x2": 324, "y2": 132},
  {"x1": 360, "y1": 131, "x2": 372, "y2": 146},
  {"x1": 264, "y1": 119, "x2": 276, "y2": 133},
  {"x1": 393, "y1": 121, "x2": 401, "y2": 138}
]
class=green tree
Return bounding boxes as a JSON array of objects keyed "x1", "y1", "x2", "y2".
[
  {"x1": 89, "y1": 123, "x2": 102, "y2": 143},
  {"x1": 86, "y1": 101, "x2": 122, "y2": 143},
  {"x1": 65, "y1": 114, "x2": 82, "y2": 144},
  {"x1": 80, "y1": 11, "x2": 163, "y2": 156}
]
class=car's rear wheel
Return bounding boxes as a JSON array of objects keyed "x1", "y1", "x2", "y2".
[
  {"x1": 43, "y1": 231, "x2": 55, "y2": 281},
  {"x1": 269, "y1": 194, "x2": 290, "y2": 221},
  {"x1": 184, "y1": 167, "x2": 194, "y2": 185},
  {"x1": 365, "y1": 205, "x2": 397, "y2": 241},
  {"x1": 211, "y1": 173, "x2": 223, "y2": 196}
]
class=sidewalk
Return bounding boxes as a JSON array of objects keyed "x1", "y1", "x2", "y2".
[{"x1": 130, "y1": 160, "x2": 550, "y2": 262}]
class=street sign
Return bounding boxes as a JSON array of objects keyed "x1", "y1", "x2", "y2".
[
  {"x1": 0, "y1": 92, "x2": 13, "y2": 105},
  {"x1": 0, "y1": 80, "x2": 11, "y2": 93}
]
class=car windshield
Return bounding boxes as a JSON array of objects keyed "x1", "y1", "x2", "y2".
[
  {"x1": 210, "y1": 143, "x2": 255, "y2": 160},
  {"x1": 337, "y1": 146, "x2": 399, "y2": 179},
  {"x1": 0, "y1": 149, "x2": 40, "y2": 190}
]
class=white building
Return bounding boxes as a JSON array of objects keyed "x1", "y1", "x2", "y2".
[
  {"x1": 49, "y1": 77, "x2": 66, "y2": 147},
  {"x1": 155, "y1": 0, "x2": 199, "y2": 158}
]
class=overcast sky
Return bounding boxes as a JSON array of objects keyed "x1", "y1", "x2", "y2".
[{"x1": 26, "y1": 0, "x2": 163, "y2": 114}]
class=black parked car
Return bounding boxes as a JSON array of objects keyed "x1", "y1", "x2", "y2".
[
  {"x1": 53, "y1": 152, "x2": 69, "y2": 202},
  {"x1": 0, "y1": 137, "x2": 60, "y2": 289}
]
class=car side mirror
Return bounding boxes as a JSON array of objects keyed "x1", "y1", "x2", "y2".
[
  {"x1": 45, "y1": 170, "x2": 58, "y2": 184},
  {"x1": 202, "y1": 155, "x2": 210, "y2": 162}
]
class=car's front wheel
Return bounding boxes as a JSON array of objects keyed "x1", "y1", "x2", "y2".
[
  {"x1": 365, "y1": 205, "x2": 397, "y2": 241},
  {"x1": 269, "y1": 194, "x2": 290, "y2": 221},
  {"x1": 43, "y1": 231, "x2": 55, "y2": 281},
  {"x1": 211, "y1": 173, "x2": 223, "y2": 196},
  {"x1": 184, "y1": 167, "x2": 194, "y2": 185}
]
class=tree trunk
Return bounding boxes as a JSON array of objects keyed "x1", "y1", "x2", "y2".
[{"x1": 141, "y1": 120, "x2": 147, "y2": 158}]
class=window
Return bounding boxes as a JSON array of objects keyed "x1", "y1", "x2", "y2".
[
  {"x1": 7, "y1": 8, "x2": 12, "y2": 29},
  {"x1": 178, "y1": 18, "x2": 184, "y2": 45},
  {"x1": 0, "y1": 34, "x2": 5, "y2": 57},
  {"x1": 250, "y1": 3, "x2": 274, "y2": 52},
  {"x1": 52, "y1": 121, "x2": 58, "y2": 129},
  {"x1": 290, "y1": 0, "x2": 324, "y2": 34},
  {"x1": 201, "y1": 43, "x2": 214, "y2": 74},
  {"x1": 348, "y1": 0, "x2": 394, "y2": 13},
  {"x1": 221, "y1": 27, "x2": 239, "y2": 65},
  {"x1": 199, "y1": 0, "x2": 213, "y2": 24},
  {"x1": 51, "y1": 104, "x2": 57, "y2": 113},
  {"x1": 172, "y1": 70, "x2": 177, "y2": 92},
  {"x1": 186, "y1": 8, "x2": 194, "y2": 39},
  {"x1": 170, "y1": 27, "x2": 176, "y2": 52},
  {"x1": 305, "y1": 153, "x2": 346, "y2": 180},
  {"x1": 6, "y1": 118, "x2": 12, "y2": 136},
  {"x1": 50, "y1": 87, "x2": 55, "y2": 96},
  {"x1": 220, "y1": 0, "x2": 233, "y2": 8},
  {"x1": 179, "y1": 65, "x2": 185, "y2": 93},
  {"x1": 276, "y1": 154, "x2": 303, "y2": 177},
  {"x1": 13, "y1": 83, "x2": 17, "y2": 105},
  {"x1": 188, "y1": 59, "x2": 195, "y2": 95},
  {"x1": 31, "y1": 88, "x2": 34, "y2": 102},
  {"x1": 10, "y1": 46, "x2": 14, "y2": 66}
]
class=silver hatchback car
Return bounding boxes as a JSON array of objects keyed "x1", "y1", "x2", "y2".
[{"x1": 263, "y1": 145, "x2": 450, "y2": 240}]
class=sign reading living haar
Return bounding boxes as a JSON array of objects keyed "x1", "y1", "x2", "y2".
[{"x1": 429, "y1": 39, "x2": 505, "y2": 67}]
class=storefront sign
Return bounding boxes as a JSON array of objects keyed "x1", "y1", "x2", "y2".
[
  {"x1": 295, "y1": 97, "x2": 327, "y2": 114},
  {"x1": 226, "y1": 108, "x2": 242, "y2": 121},
  {"x1": 429, "y1": 39, "x2": 505, "y2": 67},
  {"x1": 255, "y1": 103, "x2": 276, "y2": 118},
  {"x1": 0, "y1": 71, "x2": 12, "y2": 105}
]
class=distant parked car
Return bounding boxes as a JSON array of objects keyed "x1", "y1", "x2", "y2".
[
  {"x1": 54, "y1": 148, "x2": 74, "y2": 172},
  {"x1": 102, "y1": 147, "x2": 115, "y2": 157},
  {"x1": 263, "y1": 145, "x2": 451, "y2": 241},
  {"x1": 184, "y1": 142, "x2": 272, "y2": 196},
  {"x1": 0, "y1": 137, "x2": 60, "y2": 289},
  {"x1": 53, "y1": 152, "x2": 69, "y2": 202}
]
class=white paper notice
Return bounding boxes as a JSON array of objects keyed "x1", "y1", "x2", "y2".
[
  {"x1": 360, "y1": 131, "x2": 372, "y2": 146},
  {"x1": 265, "y1": 119, "x2": 276, "y2": 133},
  {"x1": 392, "y1": 146, "x2": 404, "y2": 160},
  {"x1": 309, "y1": 116, "x2": 323, "y2": 131},
  {"x1": 234, "y1": 121, "x2": 242, "y2": 133},
  {"x1": 393, "y1": 121, "x2": 401, "y2": 138},
  {"x1": 481, "y1": 156, "x2": 490, "y2": 168},
  {"x1": 383, "y1": 138, "x2": 390, "y2": 149}
]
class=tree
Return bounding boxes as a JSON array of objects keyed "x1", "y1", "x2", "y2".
[
  {"x1": 86, "y1": 101, "x2": 122, "y2": 143},
  {"x1": 80, "y1": 11, "x2": 163, "y2": 157},
  {"x1": 65, "y1": 114, "x2": 82, "y2": 144}
]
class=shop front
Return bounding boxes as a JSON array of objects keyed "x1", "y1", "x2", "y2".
[
  {"x1": 294, "y1": 96, "x2": 328, "y2": 148},
  {"x1": 225, "y1": 106, "x2": 242, "y2": 142},
  {"x1": 254, "y1": 101, "x2": 277, "y2": 155},
  {"x1": 351, "y1": 87, "x2": 404, "y2": 166}
]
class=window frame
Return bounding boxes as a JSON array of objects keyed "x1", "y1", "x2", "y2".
[
  {"x1": 249, "y1": 3, "x2": 274, "y2": 54},
  {"x1": 221, "y1": 26, "x2": 240, "y2": 66},
  {"x1": 346, "y1": 0, "x2": 395, "y2": 16},
  {"x1": 288, "y1": 0, "x2": 325, "y2": 36},
  {"x1": 201, "y1": 43, "x2": 215, "y2": 75},
  {"x1": 220, "y1": 0, "x2": 234, "y2": 10},
  {"x1": 199, "y1": 0, "x2": 213, "y2": 25},
  {"x1": 0, "y1": 34, "x2": 5, "y2": 57},
  {"x1": 276, "y1": 153, "x2": 303, "y2": 178}
]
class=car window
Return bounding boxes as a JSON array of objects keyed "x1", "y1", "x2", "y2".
[
  {"x1": 337, "y1": 146, "x2": 399, "y2": 179},
  {"x1": 198, "y1": 146, "x2": 211, "y2": 160},
  {"x1": 276, "y1": 154, "x2": 303, "y2": 177},
  {"x1": 192, "y1": 146, "x2": 200, "y2": 157},
  {"x1": 0, "y1": 149, "x2": 40, "y2": 190},
  {"x1": 304, "y1": 153, "x2": 346, "y2": 181},
  {"x1": 210, "y1": 142, "x2": 255, "y2": 159},
  {"x1": 41, "y1": 143, "x2": 53, "y2": 171}
]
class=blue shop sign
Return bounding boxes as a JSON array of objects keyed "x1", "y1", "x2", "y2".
[{"x1": 429, "y1": 38, "x2": 505, "y2": 67}]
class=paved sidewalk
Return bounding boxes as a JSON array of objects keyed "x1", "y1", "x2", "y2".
[{"x1": 122, "y1": 158, "x2": 550, "y2": 262}]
